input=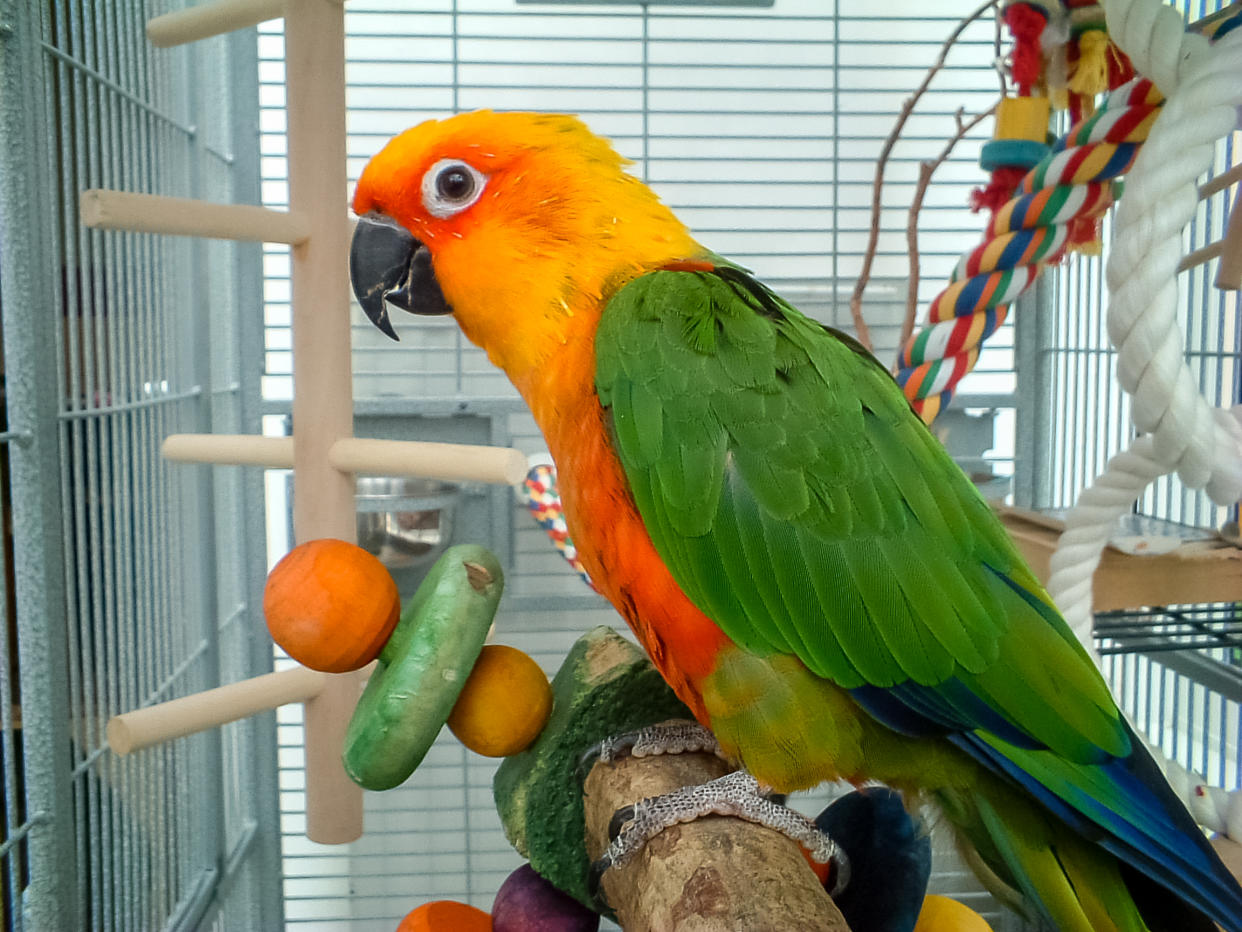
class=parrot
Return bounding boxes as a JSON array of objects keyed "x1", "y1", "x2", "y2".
[{"x1": 348, "y1": 110, "x2": 1242, "y2": 932}]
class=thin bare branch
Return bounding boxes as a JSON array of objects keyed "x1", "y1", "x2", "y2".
[
  {"x1": 849, "y1": 0, "x2": 1004, "y2": 353},
  {"x1": 899, "y1": 104, "x2": 998, "y2": 364}
]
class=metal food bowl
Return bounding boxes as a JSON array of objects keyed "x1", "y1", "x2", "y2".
[{"x1": 355, "y1": 477, "x2": 459, "y2": 570}]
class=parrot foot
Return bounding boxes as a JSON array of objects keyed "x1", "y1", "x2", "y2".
[
  {"x1": 575, "y1": 720, "x2": 723, "y2": 784},
  {"x1": 586, "y1": 769, "x2": 850, "y2": 907}
]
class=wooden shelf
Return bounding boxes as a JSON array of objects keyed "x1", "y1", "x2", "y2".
[{"x1": 997, "y1": 506, "x2": 1242, "y2": 611}]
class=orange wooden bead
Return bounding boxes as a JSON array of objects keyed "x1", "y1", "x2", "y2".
[
  {"x1": 395, "y1": 900, "x2": 493, "y2": 932},
  {"x1": 263, "y1": 538, "x2": 400, "y2": 672}
]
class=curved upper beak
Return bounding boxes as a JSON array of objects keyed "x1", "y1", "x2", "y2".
[{"x1": 349, "y1": 212, "x2": 452, "y2": 341}]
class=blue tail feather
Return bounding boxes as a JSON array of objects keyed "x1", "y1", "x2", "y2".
[{"x1": 953, "y1": 720, "x2": 1242, "y2": 932}]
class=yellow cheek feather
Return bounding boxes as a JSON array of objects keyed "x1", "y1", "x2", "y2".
[{"x1": 425, "y1": 223, "x2": 588, "y2": 377}]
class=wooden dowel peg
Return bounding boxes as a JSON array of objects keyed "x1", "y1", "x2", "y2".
[
  {"x1": 1177, "y1": 206, "x2": 1242, "y2": 287},
  {"x1": 1178, "y1": 238, "x2": 1227, "y2": 274},
  {"x1": 163, "y1": 433, "x2": 529, "y2": 486},
  {"x1": 1200, "y1": 161, "x2": 1242, "y2": 201},
  {"x1": 81, "y1": 190, "x2": 310, "y2": 244},
  {"x1": 107, "y1": 665, "x2": 329, "y2": 756},
  {"x1": 304, "y1": 672, "x2": 365, "y2": 844},
  {"x1": 329, "y1": 437, "x2": 529, "y2": 486},
  {"x1": 147, "y1": 0, "x2": 286, "y2": 48},
  {"x1": 1214, "y1": 203, "x2": 1242, "y2": 290},
  {"x1": 162, "y1": 433, "x2": 294, "y2": 468}
]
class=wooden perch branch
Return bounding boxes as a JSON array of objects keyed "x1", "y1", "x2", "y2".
[{"x1": 582, "y1": 737, "x2": 849, "y2": 931}]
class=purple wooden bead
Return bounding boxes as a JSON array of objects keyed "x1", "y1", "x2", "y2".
[{"x1": 493, "y1": 864, "x2": 600, "y2": 932}]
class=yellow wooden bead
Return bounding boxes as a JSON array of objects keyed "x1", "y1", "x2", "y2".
[
  {"x1": 914, "y1": 894, "x2": 994, "y2": 931},
  {"x1": 448, "y1": 645, "x2": 553, "y2": 757},
  {"x1": 995, "y1": 95, "x2": 1051, "y2": 142}
]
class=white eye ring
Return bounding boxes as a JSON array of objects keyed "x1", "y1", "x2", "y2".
[{"x1": 421, "y1": 158, "x2": 487, "y2": 218}]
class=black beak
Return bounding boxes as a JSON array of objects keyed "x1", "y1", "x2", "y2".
[{"x1": 349, "y1": 212, "x2": 453, "y2": 341}]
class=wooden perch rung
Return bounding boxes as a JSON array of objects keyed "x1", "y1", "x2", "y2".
[
  {"x1": 107, "y1": 665, "x2": 329, "y2": 756},
  {"x1": 1213, "y1": 197, "x2": 1242, "y2": 290},
  {"x1": 1178, "y1": 237, "x2": 1228, "y2": 274},
  {"x1": 146, "y1": 0, "x2": 286, "y2": 48},
  {"x1": 328, "y1": 437, "x2": 528, "y2": 486},
  {"x1": 1199, "y1": 161, "x2": 1242, "y2": 200},
  {"x1": 162, "y1": 433, "x2": 294, "y2": 468},
  {"x1": 80, "y1": 190, "x2": 310, "y2": 244},
  {"x1": 161, "y1": 433, "x2": 529, "y2": 486},
  {"x1": 1186, "y1": 160, "x2": 1242, "y2": 289}
]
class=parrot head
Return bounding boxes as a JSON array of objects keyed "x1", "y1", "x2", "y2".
[{"x1": 350, "y1": 110, "x2": 698, "y2": 382}]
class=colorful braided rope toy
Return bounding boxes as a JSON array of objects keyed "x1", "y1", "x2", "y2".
[
  {"x1": 522, "y1": 463, "x2": 595, "y2": 590},
  {"x1": 897, "y1": 77, "x2": 1161, "y2": 424},
  {"x1": 896, "y1": 1, "x2": 1240, "y2": 425}
]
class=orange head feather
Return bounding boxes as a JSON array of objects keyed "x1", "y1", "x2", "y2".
[{"x1": 352, "y1": 111, "x2": 700, "y2": 389}]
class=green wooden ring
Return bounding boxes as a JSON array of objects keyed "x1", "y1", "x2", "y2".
[{"x1": 343, "y1": 544, "x2": 504, "y2": 790}]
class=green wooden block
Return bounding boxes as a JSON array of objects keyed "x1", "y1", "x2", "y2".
[{"x1": 493, "y1": 626, "x2": 692, "y2": 908}]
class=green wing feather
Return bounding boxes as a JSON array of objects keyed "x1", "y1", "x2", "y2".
[{"x1": 595, "y1": 264, "x2": 1127, "y2": 763}]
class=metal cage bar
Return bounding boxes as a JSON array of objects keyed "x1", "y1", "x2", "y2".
[
  {"x1": 0, "y1": 1, "x2": 279, "y2": 927},
  {"x1": 0, "y1": 2, "x2": 80, "y2": 927}
]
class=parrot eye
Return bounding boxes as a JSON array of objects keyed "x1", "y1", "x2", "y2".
[{"x1": 422, "y1": 159, "x2": 486, "y2": 218}]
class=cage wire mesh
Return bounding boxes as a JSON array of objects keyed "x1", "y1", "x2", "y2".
[{"x1": 0, "y1": 1, "x2": 279, "y2": 929}]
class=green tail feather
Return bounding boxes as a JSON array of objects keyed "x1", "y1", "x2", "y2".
[{"x1": 939, "y1": 773, "x2": 1207, "y2": 932}]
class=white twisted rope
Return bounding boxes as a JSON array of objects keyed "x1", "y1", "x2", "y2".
[{"x1": 1046, "y1": 0, "x2": 1242, "y2": 837}]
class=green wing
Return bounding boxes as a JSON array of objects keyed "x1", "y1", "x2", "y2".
[{"x1": 595, "y1": 264, "x2": 1127, "y2": 762}]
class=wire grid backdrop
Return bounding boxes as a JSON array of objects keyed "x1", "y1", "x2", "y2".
[
  {"x1": 0, "y1": 2, "x2": 279, "y2": 929},
  {"x1": 1007, "y1": 0, "x2": 1242, "y2": 816},
  {"x1": 260, "y1": 2, "x2": 1028, "y2": 928}
]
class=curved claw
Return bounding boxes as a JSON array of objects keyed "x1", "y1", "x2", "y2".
[
  {"x1": 607, "y1": 804, "x2": 636, "y2": 842},
  {"x1": 576, "y1": 740, "x2": 608, "y2": 786},
  {"x1": 827, "y1": 847, "x2": 851, "y2": 898},
  {"x1": 575, "y1": 732, "x2": 644, "y2": 786},
  {"x1": 578, "y1": 723, "x2": 722, "y2": 787},
  {"x1": 586, "y1": 853, "x2": 614, "y2": 913}
]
